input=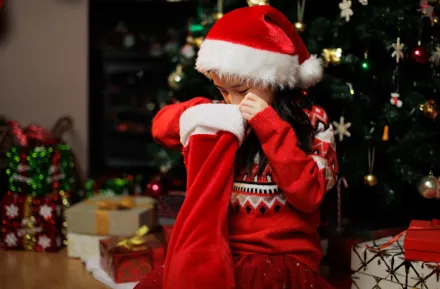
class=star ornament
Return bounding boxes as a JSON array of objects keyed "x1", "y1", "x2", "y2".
[
  {"x1": 391, "y1": 37, "x2": 405, "y2": 63},
  {"x1": 339, "y1": 0, "x2": 354, "y2": 22},
  {"x1": 332, "y1": 116, "x2": 352, "y2": 141}
]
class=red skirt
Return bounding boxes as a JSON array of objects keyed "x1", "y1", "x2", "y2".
[{"x1": 134, "y1": 254, "x2": 333, "y2": 289}]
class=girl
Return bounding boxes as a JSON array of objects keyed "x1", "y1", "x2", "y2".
[{"x1": 138, "y1": 5, "x2": 338, "y2": 289}]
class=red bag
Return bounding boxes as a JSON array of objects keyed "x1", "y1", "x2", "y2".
[{"x1": 404, "y1": 219, "x2": 440, "y2": 263}]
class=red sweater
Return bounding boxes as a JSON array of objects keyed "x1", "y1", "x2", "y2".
[{"x1": 152, "y1": 97, "x2": 338, "y2": 272}]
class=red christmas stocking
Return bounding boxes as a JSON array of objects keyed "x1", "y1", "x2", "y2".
[{"x1": 163, "y1": 103, "x2": 245, "y2": 289}]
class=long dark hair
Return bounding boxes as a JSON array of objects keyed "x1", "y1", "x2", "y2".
[{"x1": 235, "y1": 88, "x2": 315, "y2": 176}]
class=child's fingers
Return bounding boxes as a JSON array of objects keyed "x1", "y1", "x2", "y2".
[
  {"x1": 239, "y1": 105, "x2": 254, "y2": 114},
  {"x1": 239, "y1": 99, "x2": 255, "y2": 108},
  {"x1": 245, "y1": 93, "x2": 258, "y2": 101}
]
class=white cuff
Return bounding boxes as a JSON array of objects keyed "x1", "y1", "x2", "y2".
[{"x1": 179, "y1": 104, "x2": 246, "y2": 146}]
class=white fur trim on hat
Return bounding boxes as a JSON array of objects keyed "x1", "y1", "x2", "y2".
[
  {"x1": 297, "y1": 55, "x2": 323, "y2": 89},
  {"x1": 179, "y1": 103, "x2": 246, "y2": 146},
  {"x1": 196, "y1": 39, "x2": 323, "y2": 89}
]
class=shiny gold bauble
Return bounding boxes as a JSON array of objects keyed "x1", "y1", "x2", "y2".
[
  {"x1": 364, "y1": 174, "x2": 378, "y2": 186},
  {"x1": 168, "y1": 65, "x2": 184, "y2": 90},
  {"x1": 294, "y1": 22, "x2": 305, "y2": 33},
  {"x1": 417, "y1": 174, "x2": 439, "y2": 199}
]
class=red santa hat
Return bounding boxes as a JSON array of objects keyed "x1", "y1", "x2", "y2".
[{"x1": 196, "y1": 5, "x2": 323, "y2": 89}]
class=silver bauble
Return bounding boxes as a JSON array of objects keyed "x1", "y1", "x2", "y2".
[{"x1": 417, "y1": 174, "x2": 439, "y2": 199}]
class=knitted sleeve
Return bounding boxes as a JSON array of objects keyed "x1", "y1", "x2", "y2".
[
  {"x1": 151, "y1": 97, "x2": 212, "y2": 150},
  {"x1": 249, "y1": 105, "x2": 338, "y2": 213}
]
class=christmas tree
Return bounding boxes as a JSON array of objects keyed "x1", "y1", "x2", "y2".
[{"x1": 151, "y1": 0, "x2": 440, "y2": 227}]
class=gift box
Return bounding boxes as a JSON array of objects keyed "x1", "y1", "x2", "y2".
[
  {"x1": 157, "y1": 191, "x2": 185, "y2": 218},
  {"x1": 351, "y1": 236, "x2": 440, "y2": 289},
  {"x1": 327, "y1": 226, "x2": 404, "y2": 278},
  {"x1": 404, "y1": 219, "x2": 440, "y2": 263},
  {"x1": 0, "y1": 191, "x2": 64, "y2": 252},
  {"x1": 99, "y1": 226, "x2": 164, "y2": 283},
  {"x1": 65, "y1": 195, "x2": 156, "y2": 236},
  {"x1": 67, "y1": 232, "x2": 109, "y2": 260}
]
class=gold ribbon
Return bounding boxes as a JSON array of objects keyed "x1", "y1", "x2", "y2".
[
  {"x1": 111, "y1": 225, "x2": 151, "y2": 251},
  {"x1": 86, "y1": 196, "x2": 153, "y2": 235},
  {"x1": 23, "y1": 196, "x2": 36, "y2": 251}
]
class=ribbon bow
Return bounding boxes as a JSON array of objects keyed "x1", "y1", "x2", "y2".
[
  {"x1": 8, "y1": 121, "x2": 51, "y2": 147},
  {"x1": 95, "y1": 196, "x2": 136, "y2": 210},
  {"x1": 112, "y1": 225, "x2": 150, "y2": 251},
  {"x1": 321, "y1": 48, "x2": 342, "y2": 67}
]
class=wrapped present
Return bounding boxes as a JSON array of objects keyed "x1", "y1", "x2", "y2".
[
  {"x1": 65, "y1": 195, "x2": 156, "y2": 236},
  {"x1": 99, "y1": 226, "x2": 164, "y2": 283},
  {"x1": 157, "y1": 191, "x2": 185, "y2": 218},
  {"x1": 0, "y1": 191, "x2": 64, "y2": 252},
  {"x1": 351, "y1": 236, "x2": 440, "y2": 289},
  {"x1": 67, "y1": 232, "x2": 109, "y2": 260},
  {"x1": 327, "y1": 226, "x2": 404, "y2": 278},
  {"x1": 404, "y1": 219, "x2": 440, "y2": 263}
]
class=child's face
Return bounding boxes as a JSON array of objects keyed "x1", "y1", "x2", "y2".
[{"x1": 210, "y1": 73, "x2": 274, "y2": 105}]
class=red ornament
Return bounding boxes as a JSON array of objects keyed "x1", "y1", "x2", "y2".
[
  {"x1": 146, "y1": 176, "x2": 163, "y2": 197},
  {"x1": 412, "y1": 46, "x2": 429, "y2": 64}
]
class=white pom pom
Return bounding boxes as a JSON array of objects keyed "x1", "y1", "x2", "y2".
[{"x1": 298, "y1": 55, "x2": 323, "y2": 88}]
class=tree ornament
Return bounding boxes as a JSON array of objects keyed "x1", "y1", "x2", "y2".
[
  {"x1": 429, "y1": 47, "x2": 440, "y2": 66},
  {"x1": 186, "y1": 36, "x2": 204, "y2": 49},
  {"x1": 168, "y1": 65, "x2": 185, "y2": 91},
  {"x1": 391, "y1": 37, "x2": 405, "y2": 63},
  {"x1": 339, "y1": 0, "x2": 353, "y2": 22},
  {"x1": 332, "y1": 116, "x2": 352, "y2": 142},
  {"x1": 412, "y1": 42, "x2": 429, "y2": 64},
  {"x1": 390, "y1": 92, "x2": 403, "y2": 108},
  {"x1": 247, "y1": 0, "x2": 269, "y2": 6},
  {"x1": 180, "y1": 44, "x2": 196, "y2": 59},
  {"x1": 294, "y1": 0, "x2": 306, "y2": 33},
  {"x1": 382, "y1": 125, "x2": 389, "y2": 141},
  {"x1": 364, "y1": 146, "x2": 377, "y2": 186},
  {"x1": 321, "y1": 48, "x2": 343, "y2": 67},
  {"x1": 417, "y1": 171, "x2": 440, "y2": 199},
  {"x1": 146, "y1": 176, "x2": 164, "y2": 198},
  {"x1": 419, "y1": 99, "x2": 438, "y2": 119}
]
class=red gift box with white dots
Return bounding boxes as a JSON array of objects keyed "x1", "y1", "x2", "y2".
[{"x1": 0, "y1": 191, "x2": 64, "y2": 252}]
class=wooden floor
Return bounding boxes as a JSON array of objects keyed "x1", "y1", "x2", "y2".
[{"x1": 0, "y1": 249, "x2": 108, "y2": 289}]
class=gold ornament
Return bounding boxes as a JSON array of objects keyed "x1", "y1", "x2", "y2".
[
  {"x1": 213, "y1": 12, "x2": 224, "y2": 21},
  {"x1": 418, "y1": 171, "x2": 440, "y2": 199},
  {"x1": 321, "y1": 48, "x2": 343, "y2": 67},
  {"x1": 247, "y1": 0, "x2": 269, "y2": 6},
  {"x1": 364, "y1": 146, "x2": 378, "y2": 186},
  {"x1": 186, "y1": 36, "x2": 204, "y2": 48},
  {"x1": 364, "y1": 174, "x2": 378, "y2": 186},
  {"x1": 295, "y1": 0, "x2": 306, "y2": 32},
  {"x1": 294, "y1": 22, "x2": 305, "y2": 32},
  {"x1": 168, "y1": 65, "x2": 184, "y2": 91},
  {"x1": 419, "y1": 99, "x2": 438, "y2": 120}
]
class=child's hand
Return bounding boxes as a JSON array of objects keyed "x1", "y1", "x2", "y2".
[{"x1": 239, "y1": 93, "x2": 269, "y2": 121}]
